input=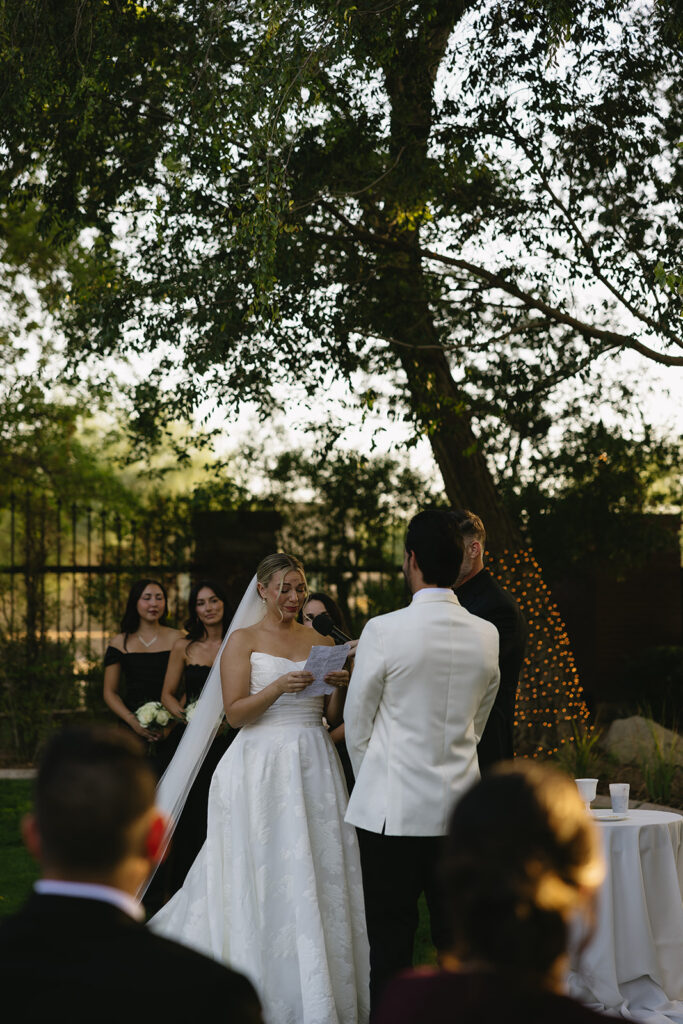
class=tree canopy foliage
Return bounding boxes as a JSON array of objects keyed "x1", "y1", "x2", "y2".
[{"x1": 1, "y1": 0, "x2": 681, "y2": 548}]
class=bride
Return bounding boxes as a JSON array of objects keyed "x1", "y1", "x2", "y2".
[{"x1": 149, "y1": 553, "x2": 370, "y2": 1024}]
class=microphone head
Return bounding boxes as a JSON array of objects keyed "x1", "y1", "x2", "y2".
[
  {"x1": 311, "y1": 612, "x2": 335, "y2": 637},
  {"x1": 311, "y1": 612, "x2": 352, "y2": 645}
]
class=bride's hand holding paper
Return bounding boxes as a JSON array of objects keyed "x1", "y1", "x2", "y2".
[
  {"x1": 277, "y1": 670, "x2": 314, "y2": 695},
  {"x1": 300, "y1": 643, "x2": 351, "y2": 697},
  {"x1": 325, "y1": 669, "x2": 350, "y2": 689}
]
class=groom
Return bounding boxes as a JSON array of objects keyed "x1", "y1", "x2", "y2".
[{"x1": 344, "y1": 509, "x2": 501, "y2": 1008}]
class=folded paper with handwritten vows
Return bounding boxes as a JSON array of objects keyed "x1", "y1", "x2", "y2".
[{"x1": 299, "y1": 643, "x2": 350, "y2": 697}]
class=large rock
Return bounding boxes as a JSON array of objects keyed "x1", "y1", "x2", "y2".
[{"x1": 601, "y1": 716, "x2": 683, "y2": 766}]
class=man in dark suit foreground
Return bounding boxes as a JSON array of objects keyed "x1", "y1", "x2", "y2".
[
  {"x1": 453, "y1": 509, "x2": 528, "y2": 771},
  {"x1": 0, "y1": 726, "x2": 262, "y2": 1024}
]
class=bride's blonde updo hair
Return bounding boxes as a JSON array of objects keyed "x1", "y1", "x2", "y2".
[
  {"x1": 256, "y1": 553, "x2": 308, "y2": 604},
  {"x1": 442, "y1": 760, "x2": 604, "y2": 982}
]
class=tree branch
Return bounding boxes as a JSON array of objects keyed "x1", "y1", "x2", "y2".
[
  {"x1": 420, "y1": 245, "x2": 683, "y2": 367},
  {"x1": 510, "y1": 128, "x2": 665, "y2": 335},
  {"x1": 318, "y1": 200, "x2": 683, "y2": 367}
]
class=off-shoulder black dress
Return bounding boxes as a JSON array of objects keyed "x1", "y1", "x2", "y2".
[
  {"x1": 103, "y1": 647, "x2": 177, "y2": 777},
  {"x1": 103, "y1": 645, "x2": 181, "y2": 914}
]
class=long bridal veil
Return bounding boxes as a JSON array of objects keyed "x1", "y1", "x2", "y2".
[{"x1": 139, "y1": 573, "x2": 263, "y2": 898}]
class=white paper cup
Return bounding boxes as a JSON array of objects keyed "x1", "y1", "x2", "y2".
[
  {"x1": 575, "y1": 778, "x2": 598, "y2": 809},
  {"x1": 609, "y1": 783, "x2": 630, "y2": 814}
]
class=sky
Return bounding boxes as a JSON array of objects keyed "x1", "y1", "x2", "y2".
[{"x1": 192, "y1": 348, "x2": 682, "y2": 503}]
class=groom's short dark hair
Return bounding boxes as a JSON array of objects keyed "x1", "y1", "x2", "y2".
[
  {"x1": 405, "y1": 509, "x2": 464, "y2": 587},
  {"x1": 35, "y1": 726, "x2": 155, "y2": 873}
]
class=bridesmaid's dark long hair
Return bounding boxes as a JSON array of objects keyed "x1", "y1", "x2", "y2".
[
  {"x1": 184, "y1": 579, "x2": 233, "y2": 648},
  {"x1": 120, "y1": 578, "x2": 169, "y2": 650}
]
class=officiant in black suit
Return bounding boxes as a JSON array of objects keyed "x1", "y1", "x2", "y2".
[
  {"x1": 0, "y1": 726, "x2": 263, "y2": 1024},
  {"x1": 453, "y1": 509, "x2": 527, "y2": 771}
]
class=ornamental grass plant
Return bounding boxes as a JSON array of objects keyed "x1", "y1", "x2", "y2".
[{"x1": 638, "y1": 717, "x2": 680, "y2": 807}]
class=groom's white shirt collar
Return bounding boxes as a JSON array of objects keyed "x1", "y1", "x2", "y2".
[
  {"x1": 411, "y1": 587, "x2": 459, "y2": 603},
  {"x1": 34, "y1": 879, "x2": 144, "y2": 921}
]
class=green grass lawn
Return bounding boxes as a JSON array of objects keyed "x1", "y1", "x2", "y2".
[
  {"x1": 0, "y1": 780, "x2": 39, "y2": 917},
  {"x1": 0, "y1": 779, "x2": 436, "y2": 963}
]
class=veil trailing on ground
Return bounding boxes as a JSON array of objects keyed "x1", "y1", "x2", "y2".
[{"x1": 139, "y1": 574, "x2": 263, "y2": 899}]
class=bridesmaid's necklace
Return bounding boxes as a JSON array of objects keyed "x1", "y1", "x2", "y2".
[{"x1": 137, "y1": 633, "x2": 158, "y2": 648}]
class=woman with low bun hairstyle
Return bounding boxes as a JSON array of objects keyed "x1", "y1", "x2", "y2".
[{"x1": 375, "y1": 761, "x2": 607, "y2": 1024}]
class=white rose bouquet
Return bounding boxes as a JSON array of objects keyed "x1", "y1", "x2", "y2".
[{"x1": 135, "y1": 701, "x2": 172, "y2": 731}]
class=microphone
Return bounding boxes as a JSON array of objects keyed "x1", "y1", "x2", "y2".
[{"x1": 312, "y1": 612, "x2": 353, "y2": 646}]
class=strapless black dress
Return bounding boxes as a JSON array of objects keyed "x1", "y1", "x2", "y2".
[
  {"x1": 167, "y1": 664, "x2": 237, "y2": 893},
  {"x1": 184, "y1": 663, "x2": 211, "y2": 704}
]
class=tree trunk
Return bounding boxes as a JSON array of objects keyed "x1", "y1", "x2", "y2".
[
  {"x1": 394, "y1": 337, "x2": 522, "y2": 553},
  {"x1": 363, "y1": 11, "x2": 592, "y2": 756}
]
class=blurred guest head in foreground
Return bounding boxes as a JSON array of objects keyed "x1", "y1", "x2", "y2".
[
  {"x1": 0, "y1": 726, "x2": 262, "y2": 1024},
  {"x1": 444, "y1": 760, "x2": 604, "y2": 983},
  {"x1": 23, "y1": 725, "x2": 161, "y2": 891},
  {"x1": 375, "y1": 760, "x2": 606, "y2": 1024}
]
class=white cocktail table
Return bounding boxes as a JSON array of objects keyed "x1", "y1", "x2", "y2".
[{"x1": 569, "y1": 809, "x2": 683, "y2": 1023}]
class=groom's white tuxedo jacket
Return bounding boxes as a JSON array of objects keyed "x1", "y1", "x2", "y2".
[{"x1": 344, "y1": 588, "x2": 500, "y2": 837}]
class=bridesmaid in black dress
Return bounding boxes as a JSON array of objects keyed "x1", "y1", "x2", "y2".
[
  {"x1": 103, "y1": 578, "x2": 183, "y2": 914},
  {"x1": 103, "y1": 579, "x2": 183, "y2": 775},
  {"x1": 161, "y1": 579, "x2": 236, "y2": 891}
]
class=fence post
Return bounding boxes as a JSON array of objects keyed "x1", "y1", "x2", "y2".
[
  {"x1": 24, "y1": 492, "x2": 38, "y2": 651},
  {"x1": 9, "y1": 492, "x2": 16, "y2": 639}
]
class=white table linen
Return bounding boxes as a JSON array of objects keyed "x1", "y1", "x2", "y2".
[{"x1": 569, "y1": 810, "x2": 683, "y2": 1022}]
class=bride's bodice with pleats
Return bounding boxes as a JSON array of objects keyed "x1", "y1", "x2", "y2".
[{"x1": 247, "y1": 651, "x2": 325, "y2": 728}]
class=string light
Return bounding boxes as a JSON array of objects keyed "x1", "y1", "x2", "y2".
[{"x1": 489, "y1": 545, "x2": 590, "y2": 759}]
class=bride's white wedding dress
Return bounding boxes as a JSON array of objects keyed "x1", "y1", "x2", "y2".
[{"x1": 150, "y1": 652, "x2": 370, "y2": 1024}]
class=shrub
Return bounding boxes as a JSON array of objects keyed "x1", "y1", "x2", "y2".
[{"x1": 0, "y1": 638, "x2": 80, "y2": 762}]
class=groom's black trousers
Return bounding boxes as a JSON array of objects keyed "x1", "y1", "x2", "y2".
[{"x1": 356, "y1": 828, "x2": 448, "y2": 1013}]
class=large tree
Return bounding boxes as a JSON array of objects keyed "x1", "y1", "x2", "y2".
[
  {"x1": 2, "y1": 0, "x2": 681, "y2": 750},
  {"x1": 1, "y1": 1, "x2": 680, "y2": 536}
]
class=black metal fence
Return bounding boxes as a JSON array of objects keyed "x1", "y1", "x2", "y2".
[
  {"x1": 0, "y1": 492, "x2": 202, "y2": 760},
  {"x1": 0, "y1": 492, "x2": 196, "y2": 656},
  {"x1": 0, "y1": 493, "x2": 408, "y2": 649},
  {"x1": 0, "y1": 492, "x2": 406, "y2": 759}
]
